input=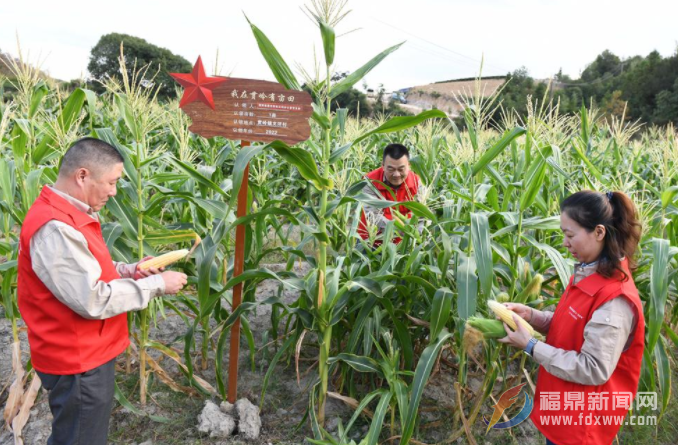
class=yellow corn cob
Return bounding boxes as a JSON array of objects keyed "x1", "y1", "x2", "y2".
[
  {"x1": 516, "y1": 273, "x2": 544, "y2": 303},
  {"x1": 138, "y1": 249, "x2": 189, "y2": 270},
  {"x1": 487, "y1": 300, "x2": 536, "y2": 336}
]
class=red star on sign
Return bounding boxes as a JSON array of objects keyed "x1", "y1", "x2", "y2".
[{"x1": 170, "y1": 56, "x2": 227, "y2": 110}]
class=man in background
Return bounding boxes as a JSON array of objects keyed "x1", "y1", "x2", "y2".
[{"x1": 358, "y1": 143, "x2": 424, "y2": 243}]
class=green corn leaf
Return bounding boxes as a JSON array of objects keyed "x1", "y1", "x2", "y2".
[
  {"x1": 471, "y1": 212, "x2": 493, "y2": 297},
  {"x1": 399, "y1": 329, "x2": 453, "y2": 445},
  {"x1": 246, "y1": 16, "x2": 301, "y2": 90},
  {"x1": 648, "y1": 237, "x2": 670, "y2": 353},
  {"x1": 267, "y1": 140, "x2": 333, "y2": 190},
  {"x1": 456, "y1": 254, "x2": 477, "y2": 320},
  {"x1": 328, "y1": 353, "x2": 384, "y2": 377},
  {"x1": 429, "y1": 287, "x2": 453, "y2": 343},
  {"x1": 472, "y1": 127, "x2": 526, "y2": 175},
  {"x1": 330, "y1": 42, "x2": 404, "y2": 99},
  {"x1": 654, "y1": 337, "x2": 671, "y2": 419},
  {"x1": 365, "y1": 391, "x2": 392, "y2": 445},
  {"x1": 353, "y1": 109, "x2": 446, "y2": 144}
]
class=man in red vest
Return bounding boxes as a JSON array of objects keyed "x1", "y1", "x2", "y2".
[
  {"x1": 18, "y1": 137, "x2": 188, "y2": 445},
  {"x1": 358, "y1": 143, "x2": 423, "y2": 243}
]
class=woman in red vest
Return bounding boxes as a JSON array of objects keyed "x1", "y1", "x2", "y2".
[{"x1": 498, "y1": 190, "x2": 644, "y2": 445}]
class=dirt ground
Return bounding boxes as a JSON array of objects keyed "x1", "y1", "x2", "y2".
[{"x1": 0, "y1": 262, "x2": 545, "y2": 444}]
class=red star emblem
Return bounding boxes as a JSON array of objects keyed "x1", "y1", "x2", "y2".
[{"x1": 170, "y1": 56, "x2": 227, "y2": 110}]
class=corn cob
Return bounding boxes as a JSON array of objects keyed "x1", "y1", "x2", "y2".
[
  {"x1": 138, "y1": 249, "x2": 189, "y2": 270},
  {"x1": 515, "y1": 273, "x2": 544, "y2": 303},
  {"x1": 487, "y1": 300, "x2": 536, "y2": 336},
  {"x1": 466, "y1": 316, "x2": 506, "y2": 339}
]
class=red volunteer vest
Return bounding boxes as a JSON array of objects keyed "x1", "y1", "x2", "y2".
[
  {"x1": 530, "y1": 259, "x2": 645, "y2": 445},
  {"x1": 358, "y1": 167, "x2": 420, "y2": 241},
  {"x1": 17, "y1": 186, "x2": 129, "y2": 374}
]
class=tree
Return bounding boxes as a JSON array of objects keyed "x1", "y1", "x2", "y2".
[
  {"x1": 88, "y1": 33, "x2": 192, "y2": 100},
  {"x1": 653, "y1": 79, "x2": 678, "y2": 126},
  {"x1": 601, "y1": 90, "x2": 629, "y2": 122},
  {"x1": 332, "y1": 88, "x2": 370, "y2": 116},
  {"x1": 581, "y1": 50, "x2": 621, "y2": 82},
  {"x1": 303, "y1": 71, "x2": 371, "y2": 117}
]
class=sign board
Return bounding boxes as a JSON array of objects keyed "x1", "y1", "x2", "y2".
[
  {"x1": 183, "y1": 78, "x2": 313, "y2": 144},
  {"x1": 171, "y1": 56, "x2": 313, "y2": 403},
  {"x1": 171, "y1": 57, "x2": 313, "y2": 144}
]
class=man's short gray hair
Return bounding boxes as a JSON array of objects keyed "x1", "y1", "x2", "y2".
[{"x1": 59, "y1": 137, "x2": 124, "y2": 178}]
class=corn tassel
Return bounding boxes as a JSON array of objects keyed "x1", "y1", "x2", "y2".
[
  {"x1": 487, "y1": 300, "x2": 537, "y2": 336},
  {"x1": 138, "y1": 249, "x2": 189, "y2": 270}
]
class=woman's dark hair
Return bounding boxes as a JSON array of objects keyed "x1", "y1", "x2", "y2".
[{"x1": 561, "y1": 190, "x2": 642, "y2": 280}]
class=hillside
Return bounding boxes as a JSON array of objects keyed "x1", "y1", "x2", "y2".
[{"x1": 403, "y1": 78, "x2": 506, "y2": 116}]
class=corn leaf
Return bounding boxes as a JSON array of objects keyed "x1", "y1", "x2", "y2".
[
  {"x1": 365, "y1": 391, "x2": 392, "y2": 445},
  {"x1": 353, "y1": 109, "x2": 446, "y2": 144},
  {"x1": 472, "y1": 127, "x2": 526, "y2": 176},
  {"x1": 471, "y1": 212, "x2": 493, "y2": 297},
  {"x1": 648, "y1": 237, "x2": 670, "y2": 353},
  {"x1": 330, "y1": 42, "x2": 403, "y2": 99},
  {"x1": 456, "y1": 254, "x2": 477, "y2": 320},
  {"x1": 328, "y1": 353, "x2": 384, "y2": 377},
  {"x1": 268, "y1": 140, "x2": 333, "y2": 190},
  {"x1": 429, "y1": 287, "x2": 453, "y2": 343},
  {"x1": 399, "y1": 329, "x2": 453, "y2": 445},
  {"x1": 246, "y1": 16, "x2": 301, "y2": 90},
  {"x1": 654, "y1": 337, "x2": 671, "y2": 419}
]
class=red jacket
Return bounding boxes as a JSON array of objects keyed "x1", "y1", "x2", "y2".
[
  {"x1": 17, "y1": 186, "x2": 129, "y2": 374},
  {"x1": 358, "y1": 167, "x2": 420, "y2": 241},
  {"x1": 530, "y1": 259, "x2": 645, "y2": 445}
]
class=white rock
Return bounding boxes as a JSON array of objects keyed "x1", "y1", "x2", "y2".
[
  {"x1": 235, "y1": 398, "x2": 262, "y2": 440},
  {"x1": 220, "y1": 401, "x2": 235, "y2": 414},
  {"x1": 198, "y1": 400, "x2": 236, "y2": 438}
]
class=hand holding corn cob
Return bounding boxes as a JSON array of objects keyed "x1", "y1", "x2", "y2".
[
  {"x1": 134, "y1": 255, "x2": 188, "y2": 294},
  {"x1": 159, "y1": 270, "x2": 188, "y2": 294},
  {"x1": 133, "y1": 236, "x2": 200, "y2": 294},
  {"x1": 487, "y1": 300, "x2": 539, "y2": 349},
  {"x1": 136, "y1": 235, "x2": 201, "y2": 272}
]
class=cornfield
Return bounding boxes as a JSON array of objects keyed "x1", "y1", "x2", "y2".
[{"x1": 1, "y1": 1, "x2": 677, "y2": 443}]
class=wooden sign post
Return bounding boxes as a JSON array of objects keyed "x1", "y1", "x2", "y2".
[{"x1": 171, "y1": 57, "x2": 313, "y2": 403}]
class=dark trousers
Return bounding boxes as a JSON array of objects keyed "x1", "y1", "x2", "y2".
[
  {"x1": 546, "y1": 439, "x2": 558, "y2": 445},
  {"x1": 36, "y1": 357, "x2": 116, "y2": 445}
]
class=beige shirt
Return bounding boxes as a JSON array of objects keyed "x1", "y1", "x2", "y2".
[
  {"x1": 530, "y1": 261, "x2": 637, "y2": 386},
  {"x1": 29, "y1": 186, "x2": 165, "y2": 320}
]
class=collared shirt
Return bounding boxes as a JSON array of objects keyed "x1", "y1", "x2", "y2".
[
  {"x1": 530, "y1": 262, "x2": 637, "y2": 385},
  {"x1": 29, "y1": 186, "x2": 165, "y2": 320}
]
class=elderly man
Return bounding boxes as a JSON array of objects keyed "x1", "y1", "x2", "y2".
[
  {"x1": 17, "y1": 137, "x2": 188, "y2": 445},
  {"x1": 358, "y1": 143, "x2": 424, "y2": 243}
]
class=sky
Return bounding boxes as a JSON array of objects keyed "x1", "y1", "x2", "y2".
[{"x1": 1, "y1": 0, "x2": 676, "y2": 92}]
